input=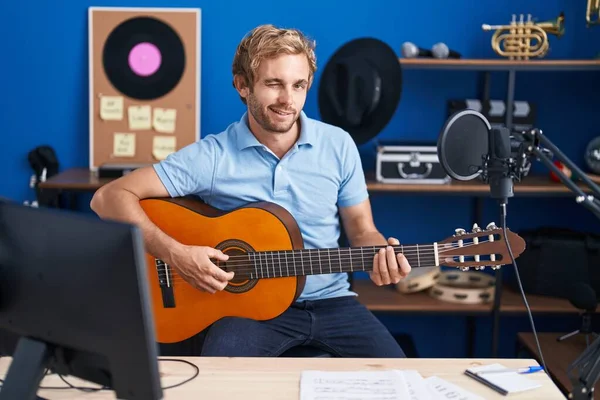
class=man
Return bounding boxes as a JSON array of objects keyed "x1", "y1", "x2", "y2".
[{"x1": 91, "y1": 24, "x2": 411, "y2": 358}]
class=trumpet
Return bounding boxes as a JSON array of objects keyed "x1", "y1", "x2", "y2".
[
  {"x1": 482, "y1": 12, "x2": 565, "y2": 60},
  {"x1": 588, "y1": 0, "x2": 600, "y2": 26}
]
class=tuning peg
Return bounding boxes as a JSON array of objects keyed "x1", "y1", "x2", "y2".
[
  {"x1": 476, "y1": 266, "x2": 486, "y2": 271},
  {"x1": 460, "y1": 266, "x2": 470, "y2": 272},
  {"x1": 472, "y1": 223, "x2": 482, "y2": 233},
  {"x1": 454, "y1": 228, "x2": 466, "y2": 236},
  {"x1": 486, "y1": 222, "x2": 498, "y2": 230},
  {"x1": 491, "y1": 265, "x2": 502, "y2": 270}
]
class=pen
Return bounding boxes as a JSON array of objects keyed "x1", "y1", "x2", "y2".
[{"x1": 477, "y1": 366, "x2": 544, "y2": 375}]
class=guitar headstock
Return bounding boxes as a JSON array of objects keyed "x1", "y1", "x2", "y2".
[{"x1": 437, "y1": 222, "x2": 526, "y2": 271}]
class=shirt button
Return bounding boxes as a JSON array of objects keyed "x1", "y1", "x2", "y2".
[{"x1": 277, "y1": 165, "x2": 282, "y2": 171}]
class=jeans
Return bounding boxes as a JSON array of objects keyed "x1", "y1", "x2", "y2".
[{"x1": 199, "y1": 295, "x2": 406, "y2": 358}]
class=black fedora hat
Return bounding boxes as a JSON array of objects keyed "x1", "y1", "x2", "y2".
[{"x1": 318, "y1": 38, "x2": 402, "y2": 145}]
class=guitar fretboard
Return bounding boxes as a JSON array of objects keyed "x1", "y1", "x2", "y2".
[{"x1": 224, "y1": 244, "x2": 438, "y2": 279}]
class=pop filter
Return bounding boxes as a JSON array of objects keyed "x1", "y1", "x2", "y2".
[{"x1": 437, "y1": 109, "x2": 491, "y2": 181}]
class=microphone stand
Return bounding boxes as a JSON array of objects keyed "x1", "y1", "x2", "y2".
[
  {"x1": 521, "y1": 128, "x2": 600, "y2": 219},
  {"x1": 519, "y1": 128, "x2": 600, "y2": 399}
]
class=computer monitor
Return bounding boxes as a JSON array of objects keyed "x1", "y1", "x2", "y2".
[{"x1": 0, "y1": 201, "x2": 162, "y2": 400}]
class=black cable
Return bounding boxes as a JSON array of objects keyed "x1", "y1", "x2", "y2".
[
  {"x1": 0, "y1": 357, "x2": 199, "y2": 393},
  {"x1": 500, "y1": 202, "x2": 547, "y2": 373},
  {"x1": 157, "y1": 358, "x2": 200, "y2": 390}
]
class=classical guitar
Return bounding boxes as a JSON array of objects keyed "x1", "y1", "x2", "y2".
[{"x1": 139, "y1": 197, "x2": 526, "y2": 343}]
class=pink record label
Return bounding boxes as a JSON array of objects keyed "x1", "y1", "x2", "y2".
[{"x1": 128, "y1": 42, "x2": 161, "y2": 76}]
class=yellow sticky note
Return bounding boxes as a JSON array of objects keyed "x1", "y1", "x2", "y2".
[
  {"x1": 113, "y1": 133, "x2": 136, "y2": 157},
  {"x1": 153, "y1": 108, "x2": 177, "y2": 133},
  {"x1": 100, "y1": 96, "x2": 123, "y2": 120},
  {"x1": 128, "y1": 105, "x2": 152, "y2": 130},
  {"x1": 152, "y1": 136, "x2": 176, "y2": 160}
]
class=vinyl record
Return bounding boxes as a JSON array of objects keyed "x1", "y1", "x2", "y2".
[{"x1": 102, "y1": 16, "x2": 185, "y2": 100}]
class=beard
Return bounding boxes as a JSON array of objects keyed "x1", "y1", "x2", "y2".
[{"x1": 247, "y1": 92, "x2": 298, "y2": 134}]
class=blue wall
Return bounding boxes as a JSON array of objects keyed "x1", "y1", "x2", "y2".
[{"x1": 2, "y1": 0, "x2": 600, "y2": 358}]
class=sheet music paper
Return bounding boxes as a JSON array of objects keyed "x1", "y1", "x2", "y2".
[
  {"x1": 300, "y1": 370, "x2": 490, "y2": 400},
  {"x1": 400, "y1": 370, "x2": 437, "y2": 400},
  {"x1": 426, "y1": 376, "x2": 485, "y2": 400},
  {"x1": 300, "y1": 370, "x2": 410, "y2": 400}
]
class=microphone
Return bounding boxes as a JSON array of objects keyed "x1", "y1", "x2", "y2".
[
  {"x1": 438, "y1": 108, "x2": 600, "y2": 218},
  {"x1": 437, "y1": 109, "x2": 529, "y2": 206},
  {"x1": 401, "y1": 42, "x2": 433, "y2": 58},
  {"x1": 484, "y1": 127, "x2": 514, "y2": 204},
  {"x1": 431, "y1": 43, "x2": 461, "y2": 59}
]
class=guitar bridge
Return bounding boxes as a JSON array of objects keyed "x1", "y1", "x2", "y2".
[{"x1": 156, "y1": 259, "x2": 175, "y2": 308}]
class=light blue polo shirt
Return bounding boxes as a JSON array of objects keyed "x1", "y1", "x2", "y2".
[{"x1": 153, "y1": 111, "x2": 369, "y2": 301}]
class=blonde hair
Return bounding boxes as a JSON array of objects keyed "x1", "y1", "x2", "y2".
[{"x1": 232, "y1": 24, "x2": 317, "y2": 104}]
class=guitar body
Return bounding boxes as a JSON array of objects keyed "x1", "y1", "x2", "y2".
[{"x1": 139, "y1": 197, "x2": 306, "y2": 344}]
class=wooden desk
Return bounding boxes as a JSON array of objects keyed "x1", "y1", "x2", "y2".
[
  {"x1": 0, "y1": 356, "x2": 564, "y2": 399},
  {"x1": 517, "y1": 332, "x2": 600, "y2": 396}
]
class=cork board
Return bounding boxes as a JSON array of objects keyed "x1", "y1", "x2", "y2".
[{"x1": 88, "y1": 7, "x2": 200, "y2": 171}]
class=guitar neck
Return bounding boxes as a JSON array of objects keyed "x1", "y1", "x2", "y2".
[{"x1": 231, "y1": 244, "x2": 439, "y2": 279}]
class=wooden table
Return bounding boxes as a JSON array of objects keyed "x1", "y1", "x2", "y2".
[
  {"x1": 0, "y1": 356, "x2": 564, "y2": 399},
  {"x1": 518, "y1": 332, "x2": 600, "y2": 396}
]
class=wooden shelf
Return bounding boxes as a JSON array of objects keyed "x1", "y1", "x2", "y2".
[
  {"x1": 399, "y1": 58, "x2": 600, "y2": 71},
  {"x1": 353, "y1": 278, "x2": 585, "y2": 315},
  {"x1": 352, "y1": 279, "x2": 492, "y2": 313},
  {"x1": 39, "y1": 168, "x2": 111, "y2": 190},
  {"x1": 366, "y1": 174, "x2": 592, "y2": 196},
  {"x1": 500, "y1": 287, "x2": 588, "y2": 314},
  {"x1": 39, "y1": 168, "x2": 594, "y2": 198}
]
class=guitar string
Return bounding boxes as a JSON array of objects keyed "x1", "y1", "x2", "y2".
[
  {"x1": 155, "y1": 256, "x2": 493, "y2": 285},
  {"x1": 154, "y1": 239, "x2": 488, "y2": 264},
  {"x1": 154, "y1": 244, "x2": 491, "y2": 279},
  {"x1": 153, "y1": 240, "x2": 497, "y2": 279},
  {"x1": 158, "y1": 263, "x2": 433, "y2": 283},
  {"x1": 156, "y1": 261, "x2": 442, "y2": 284},
  {"x1": 154, "y1": 240, "x2": 501, "y2": 282},
  {"x1": 154, "y1": 238, "x2": 489, "y2": 266},
  {"x1": 157, "y1": 263, "x2": 500, "y2": 284},
  {"x1": 196, "y1": 236, "x2": 501, "y2": 261}
]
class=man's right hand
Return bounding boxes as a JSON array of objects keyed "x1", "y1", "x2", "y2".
[{"x1": 170, "y1": 245, "x2": 234, "y2": 294}]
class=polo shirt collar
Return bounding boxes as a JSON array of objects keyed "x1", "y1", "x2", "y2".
[
  {"x1": 236, "y1": 111, "x2": 314, "y2": 150},
  {"x1": 297, "y1": 111, "x2": 314, "y2": 146}
]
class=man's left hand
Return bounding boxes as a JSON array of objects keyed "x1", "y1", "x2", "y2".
[{"x1": 369, "y1": 237, "x2": 411, "y2": 286}]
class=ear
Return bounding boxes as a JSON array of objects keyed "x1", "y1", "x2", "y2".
[{"x1": 233, "y1": 75, "x2": 250, "y2": 100}]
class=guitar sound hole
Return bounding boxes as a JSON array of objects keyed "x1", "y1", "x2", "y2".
[{"x1": 214, "y1": 239, "x2": 258, "y2": 294}]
